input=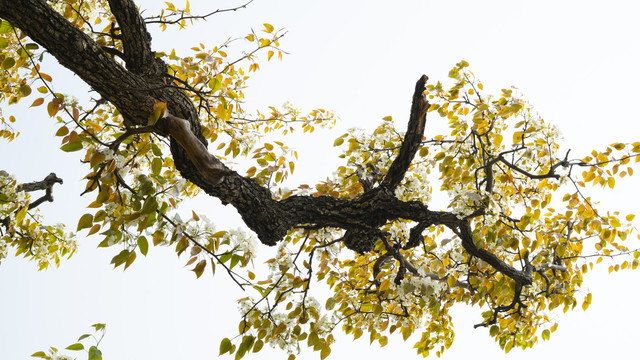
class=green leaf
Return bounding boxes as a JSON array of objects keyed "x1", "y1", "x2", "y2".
[
  {"x1": 77, "y1": 213, "x2": 94, "y2": 231},
  {"x1": 0, "y1": 20, "x2": 13, "y2": 34},
  {"x1": 325, "y1": 297, "x2": 336, "y2": 310},
  {"x1": 152, "y1": 143, "x2": 163, "y2": 156},
  {"x1": 209, "y1": 78, "x2": 221, "y2": 93},
  {"x1": 30, "y1": 351, "x2": 48, "y2": 358},
  {"x1": 88, "y1": 346, "x2": 102, "y2": 360},
  {"x1": 252, "y1": 339, "x2": 264, "y2": 353},
  {"x1": 111, "y1": 249, "x2": 130, "y2": 268},
  {"x1": 0, "y1": 37, "x2": 8, "y2": 48},
  {"x1": 60, "y1": 140, "x2": 83, "y2": 152},
  {"x1": 490, "y1": 325, "x2": 499, "y2": 337},
  {"x1": 2, "y1": 57, "x2": 15, "y2": 70},
  {"x1": 541, "y1": 329, "x2": 550, "y2": 341},
  {"x1": 137, "y1": 236, "x2": 149, "y2": 256},
  {"x1": 151, "y1": 157, "x2": 162, "y2": 175},
  {"x1": 219, "y1": 338, "x2": 232, "y2": 355},
  {"x1": 235, "y1": 335, "x2": 254, "y2": 360},
  {"x1": 65, "y1": 343, "x2": 85, "y2": 351},
  {"x1": 140, "y1": 196, "x2": 158, "y2": 215}
]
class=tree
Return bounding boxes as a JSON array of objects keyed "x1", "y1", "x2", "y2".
[{"x1": 1, "y1": 1, "x2": 639, "y2": 359}]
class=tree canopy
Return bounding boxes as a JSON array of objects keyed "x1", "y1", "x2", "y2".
[{"x1": 1, "y1": 1, "x2": 639, "y2": 359}]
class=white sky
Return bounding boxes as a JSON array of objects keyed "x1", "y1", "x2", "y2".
[{"x1": 2, "y1": 0, "x2": 640, "y2": 359}]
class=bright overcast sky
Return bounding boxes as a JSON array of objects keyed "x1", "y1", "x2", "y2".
[{"x1": 2, "y1": 0, "x2": 640, "y2": 359}]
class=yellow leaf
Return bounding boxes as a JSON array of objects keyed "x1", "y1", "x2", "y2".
[
  {"x1": 149, "y1": 102, "x2": 167, "y2": 125},
  {"x1": 263, "y1": 23, "x2": 274, "y2": 33},
  {"x1": 494, "y1": 134, "x2": 503, "y2": 147},
  {"x1": 320, "y1": 346, "x2": 331, "y2": 360}
]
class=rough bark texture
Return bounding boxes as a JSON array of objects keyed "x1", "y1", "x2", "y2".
[{"x1": 0, "y1": 0, "x2": 536, "y2": 288}]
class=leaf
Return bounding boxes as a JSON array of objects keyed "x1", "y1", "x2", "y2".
[
  {"x1": 111, "y1": 250, "x2": 130, "y2": 268},
  {"x1": 60, "y1": 140, "x2": 83, "y2": 152},
  {"x1": 88, "y1": 346, "x2": 102, "y2": 360},
  {"x1": 30, "y1": 351, "x2": 48, "y2": 358},
  {"x1": 263, "y1": 23, "x2": 274, "y2": 33},
  {"x1": 140, "y1": 196, "x2": 158, "y2": 215},
  {"x1": 325, "y1": 297, "x2": 336, "y2": 310},
  {"x1": 193, "y1": 259, "x2": 206, "y2": 278},
  {"x1": 77, "y1": 213, "x2": 94, "y2": 231},
  {"x1": 87, "y1": 224, "x2": 101, "y2": 236},
  {"x1": 494, "y1": 133, "x2": 503, "y2": 147},
  {"x1": 149, "y1": 102, "x2": 167, "y2": 125},
  {"x1": 137, "y1": 236, "x2": 149, "y2": 256},
  {"x1": 219, "y1": 338, "x2": 232, "y2": 355},
  {"x1": 0, "y1": 20, "x2": 12, "y2": 33},
  {"x1": 320, "y1": 346, "x2": 331, "y2": 360},
  {"x1": 19, "y1": 84, "x2": 32, "y2": 96},
  {"x1": 542, "y1": 329, "x2": 550, "y2": 341},
  {"x1": 1, "y1": 56, "x2": 14, "y2": 69},
  {"x1": 489, "y1": 325, "x2": 499, "y2": 337},
  {"x1": 151, "y1": 157, "x2": 162, "y2": 175},
  {"x1": 65, "y1": 343, "x2": 85, "y2": 351},
  {"x1": 30, "y1": 97, "x2": 44, "y2": 107},
  {"x1": 47, "y1": 101, "x2": 59, "y2": 117},
  {"x1": 124, "y1": 250, "x2": 137, "y2": 269},
  {"x1": 209, "y1": 77, "x2": 221, "y2": 92},
  {"x1": 252, "y1": 339, "x2": 264, "y2": 353}
]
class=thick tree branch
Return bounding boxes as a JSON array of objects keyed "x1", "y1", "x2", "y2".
[
  {"x1": 381, "y1": 75, "x2": 429, "y2": 190},
  {"x1": 0, "y1": 0, "x2": 158, "y2": 124},
  {"x1": 107, "y1": 0, "x2": 162, "y2": 74},
  {"x1": 161, "y1": 113, "x2": 234, "y2": 185}
]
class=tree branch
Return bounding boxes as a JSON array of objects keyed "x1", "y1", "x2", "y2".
[
  {"x1": 381, "y1": 75, "x2": 429, "y2": 190},
  {"x1": 107, "y1": 0, "x2": 160, "y2": 74},
  {"x1": 161, "y1": 113, "x2": 234, "y2": 185},
  {"x1": 17, "y1": 173, "x2": 62, "y2": 209}
]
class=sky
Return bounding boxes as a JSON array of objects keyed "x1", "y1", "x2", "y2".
[{"x1": 2, "y1": 0, "x2": 640, "y2": 359}]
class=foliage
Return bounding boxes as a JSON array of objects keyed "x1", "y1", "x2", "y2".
[
  {"x1": 1, "y1": 1, "x2": 639, "y2": 359},
  {"x1": 31, "y1": 323, "x2": 105, "y2": 360},
  {"x1": 0, "y1": 171, "x2": 76, "y2": 269}
]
